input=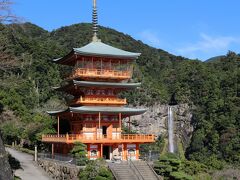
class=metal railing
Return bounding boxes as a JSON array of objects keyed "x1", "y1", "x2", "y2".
[
  {"x1": 108, "y1": 163, "x2": 121, "y2": 180},
  {"x1": 146, "y1": 161, "x2": 161, "y2": 180},
  {"x1": 38, "y1": 152, "x2": 77, "y2": 165},
  {"x1": 129, "y1": 159, "x2": 144, "y2": 180}
]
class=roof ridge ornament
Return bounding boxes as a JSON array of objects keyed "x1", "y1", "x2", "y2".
[{"x1": 92, "y1": 0, "x2": 101, "y2": 42}]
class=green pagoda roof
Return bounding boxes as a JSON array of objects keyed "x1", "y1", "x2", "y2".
[
  {"x1": 47, "y1": 106, "x2": 146, "y2": 116},
  {"x1": 54, "y1": 81, "x2": 141, "y2": 95},
  {"x1": 53, "y1": 41, "x2": 141, "y2": 65},
  {"x1": 73, "y1": 41, "x2": 141, "y2": 58},
  {"x1": 70, "y1": 106, "x2": 146, "y2": 115},
  {"x1": 73, "y1": 80, "x2": 141, "y2": 88}
]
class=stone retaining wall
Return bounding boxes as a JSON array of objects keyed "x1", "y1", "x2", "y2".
[{"x1": 37, "y1": 158, "x2": 83, "y2": 180}]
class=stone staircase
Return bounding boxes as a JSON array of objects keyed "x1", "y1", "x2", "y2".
[
  {"x1": 108, "y1": 161, "x2": 138, "y2": 180},
  {"x1": 131, "y1": 160, "x2": 159, "y2": 180},
  {"x1": 108, "y1": 160, "x2": 159, "y2": 180}
]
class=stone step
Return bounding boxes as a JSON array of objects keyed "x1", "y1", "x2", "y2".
[
  {"x1": 108, "y1": 161, "x2": 159, "y2": 180},
  {"x1": 131, "y1": 161, "x2": 159, "y2": 180}
]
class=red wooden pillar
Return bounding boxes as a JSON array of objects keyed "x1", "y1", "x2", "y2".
[
  {"x1": 92, "y1": 57, "x2": 94, "y2": 69},
  {"x1": 136, "y1": 143, "x2": 139, "y2": 160},
  {"x1": 57, "y1": 116, "x2": 60, "y2": 137},
  {"x1": 98, "y1": 144, "x2": 101, "y2": 158},
  {"x1": 119, "y1": 113, "x2": 122, "y2": 130},
  {"x1": 87, "y1": 144, "x2": 90, "y2": 159},
  {"x1": 100, "y1": 144, "x2": 103, "y2": 158},
  {"x1": 98, "y1": 112, "x2": 101, "y2": 129},
  {"x1": 122, "y1": 144, "x2": 127, "y2": 160},
  {"x1": 121, "y1": 143, "x2": 124, "y2": 160},
  {"x1": 51, "y1": 143, "x2": 54, "y2": 159},
  {"x1": 98, "y1": 112, "x2": 101, "y2": 139},
  {"x1": 109, "y1": 124, "x2": 113, "y2": 139}
]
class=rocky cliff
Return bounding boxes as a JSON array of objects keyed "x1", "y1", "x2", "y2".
[
  {"x1": 0, "y1": 135, "x2": 13, "y2": 180},
  {"x1": 125, "y1": 103, "x2": 194, "y2": 149}
]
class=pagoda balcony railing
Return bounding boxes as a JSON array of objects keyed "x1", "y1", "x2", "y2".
[
  {"x1": 71, "y1": 96, "x2": 127, "y2": 105},
  {"x1": 42, "y1": 134, "x2": 155, "y2": 143},
  {"x1": 68, "y1": 68, "x2": 131, "y2": 80}
]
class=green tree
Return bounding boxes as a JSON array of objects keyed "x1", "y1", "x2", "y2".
[
  {"x1": 79, "y1": 159, "x2": 113, "y2": 180},
  {"x1": 71, "y1": 142, "x2": 88, "y2": 166}
]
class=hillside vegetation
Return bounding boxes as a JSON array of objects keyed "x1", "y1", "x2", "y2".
[{"x1": 0, "y1": 22, "x2": 239, "y2": 171}]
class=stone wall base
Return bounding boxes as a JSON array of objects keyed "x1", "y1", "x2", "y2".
[{"x1": 37, "y1": 158, "x2": 83, "y2": 180}]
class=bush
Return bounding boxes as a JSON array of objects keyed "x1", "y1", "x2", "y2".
[
  {"x1": 170, "y1": 171, "x2": 193, "y2": 180},
  {"x1": 154, "y1": 153, "x2": 209, "y2": 179},
  {"x1": 79, "y1": 159, "x2": 113, "y2": 180},
  {"x1": 98, "y1": 167, "x2": 113, "y2": 179},
  {"x1": 205, "y1": 155, "x2": 225, "y2": 170},
  {"x1": 154, "y1": 153, "x2": 181, "y2": 177},
  {"x1": 182, "y1": 160, "x2": 207, "y2": 175},
  {"x1": 71, "y1": 142, "x2": 88, "y2": 166}
]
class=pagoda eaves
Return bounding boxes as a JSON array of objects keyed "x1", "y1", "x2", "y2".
[
  {"x1": 47, "y1": 106, "x2": 146, "y2": 116},
  {"x1": 53, "y1": 41, "x2": 141, "y2": 66},
  {"x1": 55, "y1": 80, "x2": 141, "y2": 92}
]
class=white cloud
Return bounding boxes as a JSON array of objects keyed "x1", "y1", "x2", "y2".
[
  {"x1": 177, "y1": 33, "x2": 240, "y2": 59},
  {"x1": 137, "y1": 31, "x2": 240, "y2": 60},
  {"x1": 138, "y1": 30, "x2": 162, "y2": 47}
]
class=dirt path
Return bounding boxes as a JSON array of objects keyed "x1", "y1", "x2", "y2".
[{"x1": 6, "y1": 148, "x2": 51, "y2": 180}]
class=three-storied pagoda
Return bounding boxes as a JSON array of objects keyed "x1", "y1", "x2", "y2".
[{"x1": 42, "y1": 0, "x2": 155, "y2": 160}]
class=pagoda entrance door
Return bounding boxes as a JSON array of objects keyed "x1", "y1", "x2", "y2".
[
  {"x1": 102, "y1": 126, "x2": 107, "y2": 136},
  {"x1": 103, "y1": 145, "x2": 110, "y2": 159}
]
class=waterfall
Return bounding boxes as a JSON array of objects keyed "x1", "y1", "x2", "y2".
[{"x1": 168, "y1": 106, "x2": 174, "y2": 153}]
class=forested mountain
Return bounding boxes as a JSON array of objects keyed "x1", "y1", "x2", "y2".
[
  {"x1": 205, "y1": 55, "x2": 226, "y2": 63},
  {"x1": 0, "y1": 22, "x2": 239, "y2": 171}
]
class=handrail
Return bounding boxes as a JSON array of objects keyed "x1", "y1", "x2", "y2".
[
  {"x1": 42, "y1": 134, "x2": 155, "y2": 143},
  {"x1": 68, "y1": 68, "x2": 131, "y2": 80},
  {"x1": 80, "y1": 96, "x2": 126, "y2": 102},
  {"x1": 43, "y1": 134, "x2": 154, "y2": 139},
  {"x1": 72, "y1": 96, "x2": 127, "y2": 105},
  {"x1": 146, "y1": 160, "x2": 161, "y2": 180},
  {"x1": 129, "y1": 159, "x2": 144, "y2": 180},
  {"x1": 108, "y1": 163, "x2": 120, "y2": 180}
]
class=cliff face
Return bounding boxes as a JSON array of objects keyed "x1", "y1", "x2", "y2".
[
  {"x1": 0, "y1": 136, "x2": 13, "y2": 180},
  {"x1": 125, "y1": 103, "x2": 194, "y2": 149}
]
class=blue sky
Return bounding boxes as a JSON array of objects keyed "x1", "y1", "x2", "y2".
[{"x1": 12, "y1": 0, "x2": 240, "y2": 60}]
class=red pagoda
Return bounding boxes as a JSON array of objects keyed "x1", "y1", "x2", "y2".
[{"x1": 42, "y1": 0, "x2": 155, "y2": 160}]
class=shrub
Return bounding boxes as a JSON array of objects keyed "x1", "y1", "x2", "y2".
[
  {"x1": 182, "y1": 160, "x2": 207, "y2": 175},
  {"x1": 170, "y1": 171, "x2": 193, "y2": 180},
  {"x1": 79, "y1": 159, "x2": 113, "y2": 180},
  {"x1": 154, "y1": 153, "x2": 209, "y2": 179},
  {"x1": 154, "y1": 153, "x2": 181, "y2": 177},
  {"x1": 204, "y1": 155, "x2": 225, "y2": 170},
  {"x1": 71, "y1": 142, "x2": 88, "y2": 166}
]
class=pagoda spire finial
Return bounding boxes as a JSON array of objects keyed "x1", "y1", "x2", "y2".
[{"x1": 92, "y1": 0, "x2": 101, "y2": 42}]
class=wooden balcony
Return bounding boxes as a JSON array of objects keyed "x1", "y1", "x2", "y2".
[
  {"x1": 71, "y1": 96, "x2": 127, "y2": 105},
  {"x1": 42, "y1": 134, "x2": 155, "y2": 144},
  {"x1": 68, "y1": 68, "x2": 131, "y2": 80}
]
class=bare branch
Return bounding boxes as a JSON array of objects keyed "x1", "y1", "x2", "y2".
[
  {"x1": 0, "y1": 1, "x2": 22, "y2": 73},
  {"x1": 0, "y1": 0, "x2": 20, "y2": 23}
]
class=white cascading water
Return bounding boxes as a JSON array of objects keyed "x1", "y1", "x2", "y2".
[{"x1": 168, "y1": 106, "x2": 174, "y2": 153}]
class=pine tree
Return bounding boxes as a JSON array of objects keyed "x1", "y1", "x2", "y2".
[{"x1": 71, "y1": 142, "x2": 88, "y2": 166}]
